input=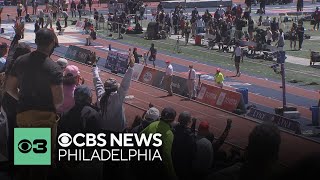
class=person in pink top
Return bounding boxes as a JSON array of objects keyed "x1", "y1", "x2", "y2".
[{"x1": 57, "y1": 65, "x2": 84, "y2": 114}]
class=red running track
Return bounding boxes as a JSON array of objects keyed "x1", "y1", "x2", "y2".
[{"x1": 70, "y1": 34, "x2": 316, "y2": 120}]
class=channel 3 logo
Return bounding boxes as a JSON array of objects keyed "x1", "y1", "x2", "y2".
[
  {"x1": 18, "y1": 139, "x2": 47, "y2": 154},
  {"x1": 14, "y1": 128, "x2": 51, "y2": 165}
]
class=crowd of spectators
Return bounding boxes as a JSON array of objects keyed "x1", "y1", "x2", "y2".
[
  {"x1": 0, "y1": 1, "x2": 320, "y2": 180},
  {"x1": 0, "y1": 25, "x2": 319, "y2": 180}
]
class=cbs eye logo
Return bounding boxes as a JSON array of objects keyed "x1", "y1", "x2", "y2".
[
  {"x1": 58, "y1": 133, "x2": 72, "y2": 147},
  {"x1": 18, "y1": 139, "x2": 47, "y2": 154}
]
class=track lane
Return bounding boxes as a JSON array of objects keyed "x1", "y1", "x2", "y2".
[{"x1": 1, "y1": 36, "x2": 319, "y2": 168}]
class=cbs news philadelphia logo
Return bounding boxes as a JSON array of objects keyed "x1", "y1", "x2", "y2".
[{"x1": 14, "y1": 128, "x2": 51, "y2": 165}]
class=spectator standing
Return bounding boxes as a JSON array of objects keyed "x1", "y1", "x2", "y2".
[
  {"x1": 142, "y1": 52, "x2": 148, "y2": 66},
  {"x1": 39, "y1": 9, "x2": 44, "y2": 28},
  {"x1": 172, "y1": 111, "x2": 197, "y2": 180},
  {"x1": 133, "y1": 47, "x2": 142, "y2": 64},
  {"x1": 138, "y1": 107, "x2": 178, "y2": 180},
  {"x1": 88, "y1": 0, "x2": 93, "y2": 13},
  {"x1": 77, "y1": 2, "x2": 83, "y2": 20},
  {"x1": 207, "y1": 123, "x2": 281, "y2": 180},
  {"x1": 19, "y1": 16, "x2": 25, "y2": 39},
  {"x1": 17, "y1": 3, "x2": 23, "y2": 17},
  {"x1": 44, "y1": 0, "x2": 49, "y2": 12},
  {"x1": 187, "y1": 65, "x2": 196, "y2": 100},
  {"x1": 131, "y1": 106, "x2": 160, "y2": 133},
  {"x1": 32, "y1": 0, "x2": 38, "y2": 15},
  {"x1": 248, "y1": 16, "x2": 254, "y2": 40},
  {"x1": 92, "y1": 51, "x2": 134, "y2": 133},
  {"x1": 57, "y1": 65, "x2": 83, "y2": 115},
  {"x1": 52, "y1": 3, "x2": 58, "y2": 21},
  {"x1": 266, "y1": 27, "x2": 273, "y2": 45},
  {"x1": 164, "y1": 60, "x2": 173, "y2": 96},
  {"x1": 94, "y1": 8, "x2": 99, "y2": 29},
  {"x1": 58, "y1": 85, "x2": 101, "y2": 135},
  {"x1": 22, "y1": 0, "x2": 28, "y2": 15},
  {"x1": 56, "y1": 18, "x2": 63, "y2": 35},
  {"x1": 6, "y1": 29, "x2": 63, "y2": 179},
  {"x1": 45, "y1": 11, "x2": 53, "y2": 29},
  {"x1": 231, "y1": 42, "x2": 243, "y2": 77},
  {"x1": 297, "y1": 0, "x2": 303, "y2": 12},
  {"x1": 0, "y1": 43, "x2": 7, "y2": 73},
  {"x1": 62, "y1": 10, "x2": 69, "y2": 28},
  {"x1": 2, "y1": 23, "x2": 31, "y2": 165},
  {"x1": 147, "y1": 43, "x2": 157, "y2": 68},
  {"x1": 214, "y1": 68, "x2": 224, "y2": 88},
  {"x1": 260, "y1": 0, "x2": 266, "y2": 14},
  {"x1": 184, "y1": 22, "x2": 191, "y2": 45},
  {"x1": 275, "y1": 29, "x2": 285, "y2": 51},
  {"x1": 71, "y1": 0, "x2": 77, "y2": 18},
  {"x1": 34, "y1": 20, "x2": 40, "y2": 34},
  {"x1": 56, "y1": 58, "x2": 68, "y2": 71},
  {"x1": 57, "y1": 85, "x2": 102, "y2": 180},
  {"x1": 290, "y1": 23, "x2": 297, "y2": 50},
  {"x1": 192, "y1": 121, "x2": 214, "y2": 179},
  {"x1": 313, "y1": 7, "x2": 320, "y2": 31},
  {"x1": 91, "y1": 52, "x2": 134, "y2": 179},
  {"x1": 297, "y1": 23, "x2": 304, "y2": 50}
]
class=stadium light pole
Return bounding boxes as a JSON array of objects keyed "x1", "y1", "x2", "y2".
[{"x1": 279, "y1": 51, "x2": 287, "y2": 110}]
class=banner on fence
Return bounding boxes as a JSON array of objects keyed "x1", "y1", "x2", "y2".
[
  {"x1": 105, "y1": 51, "x2": 129, "y2": 74},
  {"x1": 196, "y1": 83, "x2": 242, "y2": 112},
  {"x1": 65, "y1": 45, "x2": 92, "y2": 64},
  {"x1": 132, "y1": 63, "x2": 145, "y2": 81},
  {"x1": 138, "y1": 66, "x2": 159, "y2": 86},
  {"x1": 247, "y1": 108, "x2": 302, "y2": 134}
]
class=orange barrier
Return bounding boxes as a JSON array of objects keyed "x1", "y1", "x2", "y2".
[
  {"x1": 196, "y1": 83, "x2": 242, "y2": 112},
  {"x1": 136, "y1": 66, "x2": 242, "y2": 112}
]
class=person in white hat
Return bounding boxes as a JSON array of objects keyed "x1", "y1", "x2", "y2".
[
  {"x1": 56, "y1": 58, "x2": 68, "y2": 71},
  {"x1": 131, "y1": 106, "x2": 160, "y2": 133}
]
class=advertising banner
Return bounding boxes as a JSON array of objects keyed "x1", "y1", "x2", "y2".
[
  {"x1": 132, "y1": 63, "x2": 145, "y2": 81},
  {"x1": 65, "y1": 45, "x2": 92, "y2": 64},
  {"x1": 138, "y1": 66, "x2": 159, "y2": 86},
  {"x1": 247, "y1": 108, "x2": 302, "y2": 134},
  {"x1": 196, "y1": 83, "x2": 242, "y2": 112},
  {"x1": 105, "y1": 51, "x2": 129, "y2": 74}
]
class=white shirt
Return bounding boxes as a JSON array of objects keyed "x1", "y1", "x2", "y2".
[
  {"x1": 235, "y1": 46, "x2": 242, "y2": 57},
  {"x1": 266, "y1": 30, "x2": 272, "y2": 41},
  {"x1": 188, "y1": 68, "x2": 196, "y2": 80},
  {"x1": 217, "y1": 8, "x2": 225, "y2": 16},
  {"x1": 166, "y1": 64, "x2": 173, "y2": 76},
  {"x1": 196, "y1": 19, "x2": 204, "y2": 28}
]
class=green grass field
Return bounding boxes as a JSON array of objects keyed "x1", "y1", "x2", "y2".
[{"x1": 96, "y1": 17, "x2": 320, "y2": 90}]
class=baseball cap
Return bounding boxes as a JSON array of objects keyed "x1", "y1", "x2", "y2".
[
  {"x1": 165, "y1": 60, "x2": 170, "y2": 63},
  {"x1": 198, "y1": 121, "x2": 210, "y2": 132},
  {"x1": 216, "y1": 68, "x2": 221, "y2": 72},
  {"x1": 161, "y1": 107, "x2": 176, "y2": 122},
  {"x1": 145, "y1": 107, "x2": 160, "y2": 121},
  {"x1": 64, "y1": 65, "x2": 80, "y2": 77},
  {"x1": 104, "y1": 78, "x2": 119, "y2": 90},
  {"x1": 57, "y1": 58, "x2": 68, "y2": 69},
  {"x1": 74, "y1": 85, "x2": 92, "y2": 105}
]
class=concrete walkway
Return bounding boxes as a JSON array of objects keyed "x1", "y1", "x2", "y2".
[{"x1": 168, "y1": 34, "x2": 312, "y2": 66}]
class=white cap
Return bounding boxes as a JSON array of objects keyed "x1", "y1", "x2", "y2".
[
  {"x1": 145, "y1": 107, "x2": 160, "y2": 121},
  {"x1": 57, "y1": 58, "x2": 68, "y2": 69}
]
